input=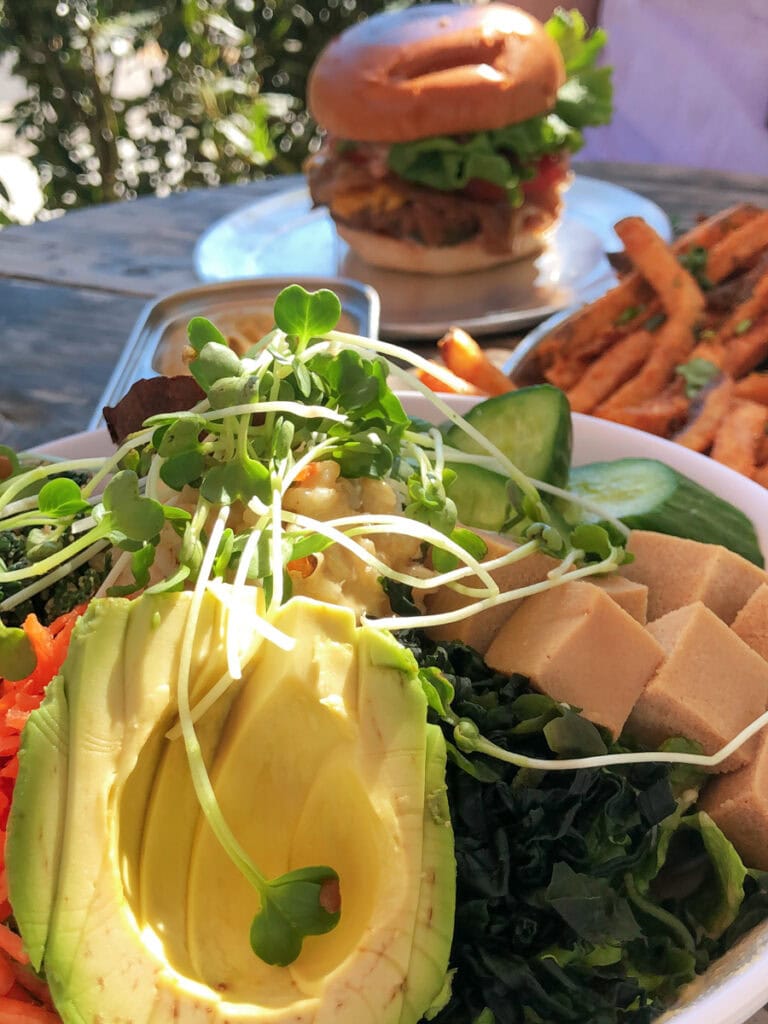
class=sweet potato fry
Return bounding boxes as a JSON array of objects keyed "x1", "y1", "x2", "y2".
[
  {"x1": 687, "y1": 338, "x2": 728, "y2": 368},
  {"x1": 734, "y1": 373, "x2": 768, "y2": 405},
  {"x1": 597, "y1": 312, "x2": 698, "y2": 413},
  {"x1": 718, "y1": 269, "x2": 768, "y2": 339},
  {"x1": 706, "y1": 210, "x2": 768, "y2": 283},
  {"x1": 414, "y1": 361, "x2": 482, "y2": 396},
  {"x1": 566, "y1": 330, "x2": 654, "y2": 414},
  {"x1": 615, "y1": 217, "x2": 706, "y2": 322},
  {"x1": 674, "y1": 204, "x2": 760, "y2": 254},
  {"x1": 597, "y1": 386, "x2": 690, "y2": 437},
  {"x1": 710, "y1": 399, "x2": 768, "y2": 477},
  {"x1": 753, "y1": 463, "x2": 768, "y2": 488},
  {"x1": 437, "y1": 327, "x2": 515, "y2": 396},
  {"x1": 722, "y1": 315, "x2": 768, "y2": 377},
  {"x1": 674, "y1": 377, "x2": 735, "y2": 452},
  {"x1": 535, "y1": 281, "x2": 644, "y2": 365},
  {"x1": 544, "y1": 352, "x2": 592, "y2": 391},
  {"x1": 535, "y1": 206, "x2": 756, "y2": 370}
]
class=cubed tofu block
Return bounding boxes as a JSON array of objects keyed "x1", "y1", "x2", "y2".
[
  {"x1": 424, "y1": 535, "x2": 560, "y2": 655},
  {"x1": 484, "y1": 580, "x2": 665, "y2": 739},
  {"x1": 732, "y1": 583, "x2": 768, "y2": 662},
  {"x1": 591, "y1": 574, "x2": 648, "y2": 623},
  {"x1": 626, "y1": 602, "x2": 768, "y2": 771},
  {"x1": 621, "y1": 531, "x2": 767, "y2": 623},
  {"x1": 699, "y1": 728, "x2": 768, "y2": 870}
]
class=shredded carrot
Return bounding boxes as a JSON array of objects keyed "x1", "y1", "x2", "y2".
[
  {"x1": 0, "y1": 954, "x2": 14, "y2": 996},
  {"x1": 286, "y1": 555, "x2": 317, "y2": 579},
  {"x1": 0, "y1": 928, "x2": 27, "y2": 967},
  {"x1": 9, "y1": 965, "x2": 53, "y2": 1009},
  {"x1": 0, "y1": 604, "x2": 86, "y2": 1022},
  {"x1": 292, "y1": 462, "x2": 320, "y2": 485},
  {"x1": 0, "y1": 996, "x2": 60, "y2": 1022}
]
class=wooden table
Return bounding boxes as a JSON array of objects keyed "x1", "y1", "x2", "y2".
[{"x1": 0, "y1": 161, "x2": 767, "y2": 451}]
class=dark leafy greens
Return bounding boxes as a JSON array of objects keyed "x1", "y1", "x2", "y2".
[{"x1": 398, "y1": 633, "x2": 764, "y2": 1024}]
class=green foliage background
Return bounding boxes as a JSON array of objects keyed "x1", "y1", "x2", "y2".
[{"x1": 0, "y1": 0, "x2": 423, "y2": 221}]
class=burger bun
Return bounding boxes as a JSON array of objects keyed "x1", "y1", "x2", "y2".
[{"x1": 308, "y1": 3, "x2": 566, "y2": 143}]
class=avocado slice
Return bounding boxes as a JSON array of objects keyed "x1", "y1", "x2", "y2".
[
  {"x1": 7, "y1": 591, "x2": 455, "y2": 1024},
  {"x1": 6, "y1": 672, "x2": 69, "y2": 971}
]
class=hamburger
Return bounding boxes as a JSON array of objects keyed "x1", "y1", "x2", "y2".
[{"x1": 305, "y1": 4, "x2": 612, "y2": 275}]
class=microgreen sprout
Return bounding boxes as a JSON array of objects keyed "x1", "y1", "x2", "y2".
[{"x1": 273, "y1": 284, "x2": 342, "y2": 352}]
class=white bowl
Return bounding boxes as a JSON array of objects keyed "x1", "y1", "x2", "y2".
[{"x1": 30, "y1": 405, "x2": 768, "y2": 1024}]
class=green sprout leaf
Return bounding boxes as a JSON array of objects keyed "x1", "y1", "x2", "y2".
[
  {"x1": 190, "y1": 343, "x2": 245, "y2": 393},
  {"x1": 25, "y1": 528, "x2": 63, "y2": 563},
  {"x1": 37, "y1": 478, "x2": 90, "y2": 518},
  {"x1": 570, "y1": 523, "x2": 613, "y2": 560},
  {"x1": 108, "y1": 543, "x2": 156, "y2": 598},
  {"x1": 406, "y1": 470, "x2": 458, "y2": 537},
  {"x1": 418, "y1": 665, "x2": 455, "y2": 720},
  {"x1": 212, "y1": 528, "x2": 235, "y2": 578},
  {"x1": 250, "y1": 866, "x2": 341, "y2": 967},
  {"x1": 432, "y1": 527, "x2": 487, "y2": 573},
  {"x1": 187, "y1": 316, "x2": 229, "y2": 354},
  {"x1": 200, "y1": 460, "x2": 270, "y2": 505},
  {"x1": 273, "y1": 285, "x2": 342, "y2": 348},
  {"x1": 102, "y1": 471, "x2": 165, "y2": 542},
  {"x1": 0, "y1": 621, "x2": 36, "y2": 682}
]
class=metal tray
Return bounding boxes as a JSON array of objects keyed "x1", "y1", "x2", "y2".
[{"x1": 89, "y1": 276, "x2": 380, "y2": 427}]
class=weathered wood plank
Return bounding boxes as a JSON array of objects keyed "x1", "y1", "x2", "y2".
[
  {"x1": 0, "y1": 278, "x2": 145, "y2": 449},
  {"x1": 0, "y1": 178, "x2": 288, "y2": 297},
  {"x1": 577, "y1": 160, "x2": 768, "y2": 231}
]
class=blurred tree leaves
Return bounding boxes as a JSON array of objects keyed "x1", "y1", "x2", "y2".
[{"x1": 0, "y1": 0, "x2": 405, "y2": 219}]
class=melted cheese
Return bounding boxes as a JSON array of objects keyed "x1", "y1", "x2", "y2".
[{"x1": 330, "y1": 183, "x2": 405, "y2": 219}]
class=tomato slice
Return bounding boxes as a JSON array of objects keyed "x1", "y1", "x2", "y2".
[{"x1": 461, "y1": 178, "x2": 508, "y2": 203}]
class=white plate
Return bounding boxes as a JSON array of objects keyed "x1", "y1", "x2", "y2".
[
  {"x1": 194, "y1": 176, "x2": 671, "y2": 339},
  {"x1": 29, "y1": 409, "x2": 768, "y2": 1024}
]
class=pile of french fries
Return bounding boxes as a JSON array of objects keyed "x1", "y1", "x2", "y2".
[{"x1": 421, "y1": 204, "x2": 768, "y2": 487}]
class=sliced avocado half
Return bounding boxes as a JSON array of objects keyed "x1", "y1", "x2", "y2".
[{"x1": 7, "y1": 590, "x2": 455, "y2": 1024}]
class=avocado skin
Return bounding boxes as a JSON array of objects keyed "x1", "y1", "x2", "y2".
[
  {"x1": 7, "y1": 672, "x2": 69, "y2": 971},
  {"x1": 7, "y1": 592, "x2": 455, "y2": 1024}
]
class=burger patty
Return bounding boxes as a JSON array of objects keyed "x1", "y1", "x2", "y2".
[{"x1": 306, "y1": 142, "x2": 561, "y2": 254}]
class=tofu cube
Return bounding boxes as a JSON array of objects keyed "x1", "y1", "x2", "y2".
[
  {"x1": 591, "y1": 574, "x2": 648, "y2": 623},
  {"x1": 626, "y1": 602, "x2": 768, "y2": 771},
  {"x1": 424, "y1": 535, "x2": 560, "y2": 655},
  {"x1": 699, "y1": 728, "x2": 768, "y2": 870},
  {"x1": 732, "y1": 583, "x2": 768, "y2": 662},
  {"x1": 484, "y1": 580, "x2": 665, "y2": 739},
  {"x1": 621, "y1": 531, "x2": 767, "y2": 623}
]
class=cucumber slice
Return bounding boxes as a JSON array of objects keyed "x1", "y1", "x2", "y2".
[
  {"x1": 445, "y1": 463, "x2": 511, "y2": 533},
  {"x1": 558, "y1": 457, "x2": 764, "y2": 567},
  {"x1": 444, "y1": 385, "x2": 572, "y2": 488}
]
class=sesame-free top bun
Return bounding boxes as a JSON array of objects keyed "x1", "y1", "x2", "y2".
[{"x1": 307, "y1": 3, "x2": 565, "y2": 143}]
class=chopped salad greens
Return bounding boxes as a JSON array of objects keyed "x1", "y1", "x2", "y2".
[{"x1": 1, "y1": 284, "x2": 767, "y2": 1023}]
